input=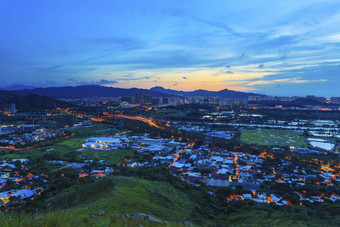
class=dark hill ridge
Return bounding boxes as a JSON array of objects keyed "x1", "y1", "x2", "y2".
[
  {"x1": 0, "y1": 90, "x2": 73, "y2": 112},
  {"x1": 150, "y1": 86, "x2": 266, "y2": 99},
  {"x1": 18, "y1": 85, "x2": 171, "y2": 99},
  {"x1": 16, "y1": 85, "x2": 266, "y2": 99},
  {"x1": 0, "y1": 90, "x2": 22, "y2": 103}
]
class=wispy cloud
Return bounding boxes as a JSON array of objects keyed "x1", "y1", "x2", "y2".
[
  {"x1": 1, "y1": 1, "x2": 340, "y2": 96},
  {"x1": 247, "y1": 78, "x2": 327, "y2": 86},
  {"x1": 68, "y1": 79, "x2": 118, "y2": 85},
  {"x1": 38, "y1": 65, "x2": 64, "y2": 72}
]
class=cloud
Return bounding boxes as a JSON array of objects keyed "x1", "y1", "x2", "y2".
[
  {"x1": 173, "y1": 81, "x2": 178, "y2": 86},
  {"x1": 255, "y1": 35, "x2": 298, "y2": 50},
  {"x1": 202, "y1": 20, "x2": 242, "y2": 37},
  {"x1": 247, "y1": 80, "x2": 272, "y2": 85},
  {"x1": 115, "y1": 75, "x2": 155, "y2": 81},
  {"x1": 247, "y1": 78, "x2": 327, "y2": 86},
  {"x1": 96, "y1": 79, "x2": 118, "y2": 85},
  {"x1": 68, "y1": 79, "x2": 118, "y2": 85},
  {"x1": 279, "y1": 51, "x2": 290, "y2": 60},
  {"x1": 2, "y1": 1, "x2": 340, "y2": 96},
  {"x1": 240, "y1": 52, "x2": 248, "y2": 59},
  {"x1": 38, "y1": 65, "x2": 64, "y2": 72},
  {"x1": 75, "y1": 38, "x2": 145, "y2": 64}
]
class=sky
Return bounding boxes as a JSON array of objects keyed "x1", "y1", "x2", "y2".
[{"x1": 0, "y1": 0, "x2": 340, "y2": 96}]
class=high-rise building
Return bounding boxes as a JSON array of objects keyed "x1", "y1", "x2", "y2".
[
  {"x1": 162, "y1": 97, "x2": 169, "y2": 105},
  {"x1": 1, "y1": 103, "x2": 16, "y2": 115},
  {"x1": 10, "y1": 104, "x2": 15, "y2": 115},
  {"x1": 152, "y1": 97, "x2": 160, "y2": 106},
  {"x1": 144, "y1": 94, "x2": 152, "y2": 105},
  {"x1": 135, "y1": 92, "x2": 143, "y2": 105}
]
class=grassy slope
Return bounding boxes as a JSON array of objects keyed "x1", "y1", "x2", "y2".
[
  {"x1": 240, "y1": 129, "x2": 307, "y2": 147},
  {"x1": 1, "y1": 174, "x2": 338, "y2": 226},
  {"x1": 30, "y1": 175, "x2": 194, "y2": 224},
  {"x1": 0, "y1": 175, "x2": 193, "y2": 226},
  {"x1": 44, "y1": 175, "x2": 193, "y2": 221},
  {"x1": 0, "y1": 211, "x2": 186, "y2": 227}
]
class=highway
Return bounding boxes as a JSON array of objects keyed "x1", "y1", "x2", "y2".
[{"x1": 104, "y1": 114, "x2": 163, "y2": 128}]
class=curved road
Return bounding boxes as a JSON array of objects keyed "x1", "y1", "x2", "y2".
[{"x1": 105, "y1": 114, "x2": 163, "y2": 128}]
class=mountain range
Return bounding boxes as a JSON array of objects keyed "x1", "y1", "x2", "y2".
[
  {"x1": 150, "y1": 86, "x2": 265, "y2": 99},
  {"x1": 13, "y1": 85, "x2": 265, "y2": 99}
]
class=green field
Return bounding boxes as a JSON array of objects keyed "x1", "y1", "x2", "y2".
[{"x1": 240, "y1": 129, "x2": 307, "y2": 147}]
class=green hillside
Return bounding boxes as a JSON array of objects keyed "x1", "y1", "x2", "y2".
[
  {"x1": 0, "y1": 211, "x2": 186, "y2": 227},
  {"x1": 37, "y1": 175, "x2": 194, "y2": 221},
  {"x1": 1, "y1": 172, "x2": 339, "y2": 226},
  {"x1": 0, "y1": 175, "x2": 194, "y2": 226}
]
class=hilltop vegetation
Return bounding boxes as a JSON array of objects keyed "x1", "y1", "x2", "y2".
[
  {"x1": 32, "y1": 175, "x2": 194, "y2": 221},
  {"x1": 0, "y1": 211, "x2": 186, "y2": 227}
]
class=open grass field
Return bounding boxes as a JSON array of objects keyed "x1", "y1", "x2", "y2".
[{"x1": 240, "y1": 129, "x2": 307, "y2": 148}]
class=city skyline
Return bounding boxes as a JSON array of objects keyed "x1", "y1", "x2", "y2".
[{"x1": 1, "y1": 0, "x2": 340, "y2": 96}]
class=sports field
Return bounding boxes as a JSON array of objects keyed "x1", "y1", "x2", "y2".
[{"x1": 240, "y1": 129, "x2": 307, "y2": 147}]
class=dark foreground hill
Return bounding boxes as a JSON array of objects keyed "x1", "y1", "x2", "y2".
[
  {"x1": 17, "y1": 85, "x2": 171, "y2": 99},
  {"x1": 0, "y1": 90, "x2": 73, "y2": 112},
  {"x1": 37, "y1": 175, "x2": 194, "y2": 221}
]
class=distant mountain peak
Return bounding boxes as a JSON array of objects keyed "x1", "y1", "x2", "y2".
[{"x1": 151, "y1": 86, "x2": 263, "y2": 99}]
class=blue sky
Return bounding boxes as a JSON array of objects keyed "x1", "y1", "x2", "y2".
[{"x1": 0, "y1": 0, "x2": 340, "y2": 96}]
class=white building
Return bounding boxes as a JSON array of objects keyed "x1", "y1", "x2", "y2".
[{"x1": 82, "y1": 137, "x2": 122, "y2": 150}]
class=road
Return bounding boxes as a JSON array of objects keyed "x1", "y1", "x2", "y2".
[{"x1": 105, "y1": 114, "x2": 163, "y2": 128}]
